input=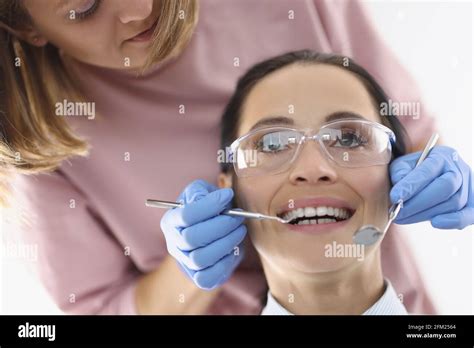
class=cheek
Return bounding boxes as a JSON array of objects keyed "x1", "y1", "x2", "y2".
[
  {"x1": 233, "y1": 176, "x2": 282, "y2": 242},
  {"x1": 31, "y1": 13, "x2": 129, "y2": 68},
  {"x1": 53, "y1": 34, "x2": 106, "y2": 59},
  {"x1": 350, "y1": 167, "x2": 390, "y2": 197},
  {"x1": 346, "y1": 166, "x2": 392, "y2": 226},
  {"x1": 56, "y1": 27, "x2": 117, "y2": 63},
  {"x1": 35, "y1": 21, "x2": 112, "y2": 57},
  {"x1": 234, "y1": 176, "x2": 279, "y2": 212}
]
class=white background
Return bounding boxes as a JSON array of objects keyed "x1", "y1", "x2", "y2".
[{"x1": 1, "y1": 0, "x2": 473, "y2": 314}]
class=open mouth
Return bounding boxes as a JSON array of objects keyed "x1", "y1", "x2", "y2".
[{"x1": 278, "y1": 206, "x2": 355, "y2": 225}]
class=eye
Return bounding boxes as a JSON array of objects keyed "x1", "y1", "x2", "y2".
[
  {"x1": 70, "y1": 0, "x2": 101, "y2": 21},
  {"x1": 334, "y1": 131, "x2": 367, "y2": 148},
  {"x1": 254, "y1": 131, "x2": 298, "y2": 153},
  {"x1": 258, "y1": 140, "x2": 287, "y2": 152}
]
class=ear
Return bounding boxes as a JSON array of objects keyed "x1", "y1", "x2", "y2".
[
  {"x1": 0, "y1": 21, "x2": 48, "y2": 47},
  {"x1": 217, "y1": 172, "x2": 233, "y2": 189},
  {"x1": 22, "y1": 29, "x2": 48, "y2": 47}
]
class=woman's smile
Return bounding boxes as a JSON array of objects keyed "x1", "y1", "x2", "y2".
[{"x1": 274, "y1": 196, "x2": 357, "y2": 235}]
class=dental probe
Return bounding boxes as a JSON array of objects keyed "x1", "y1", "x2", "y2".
[{"x1": 145, "y1": 199, "x2": 291, "y2": 224}]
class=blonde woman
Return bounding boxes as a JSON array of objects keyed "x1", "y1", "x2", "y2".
[{"x1": 1, "y1": 0, "x2": 441, "y2": 314}]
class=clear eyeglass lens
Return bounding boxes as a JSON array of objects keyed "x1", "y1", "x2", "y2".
[
  {"x1": 234, "y1": 129, "x2": 302, "y2": 176},
  {"x1": 319, "y1": 121, "x2": 392, "y2": 167}
]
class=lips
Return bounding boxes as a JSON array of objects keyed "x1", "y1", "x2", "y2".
[
  {"x1": 127, "y1": 19, "x2": 158, "y2": 42},
  {"x1": 276, "y1": 197, "x2": 356, "y2": 216}
]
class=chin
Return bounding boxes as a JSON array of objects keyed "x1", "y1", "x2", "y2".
[
  {"x1": 286, "y1": 247, "x2": 363, "y2": 274},
  {"x1": 254, "y1": 234, "x2": 365, "y2": 275}
]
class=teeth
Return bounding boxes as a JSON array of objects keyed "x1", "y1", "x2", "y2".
[
  {"x1": 304, "y1": 207, "x2": 317, "y2": 217},
  {"x1": 316, "y1": 206, "x2": 327, "y2": 216},
  {"x1": 282, "y1": 205, "x2": 352, "y2": 223},
  {"x1": 296, "y1": 217, "x2": 337, "y2": 225}
]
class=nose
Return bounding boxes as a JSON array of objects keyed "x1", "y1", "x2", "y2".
[
  {"x1": 288, "y1": 139, "x2": 338, "y2": 185},
  {"x1": 117, "y1": 0, "x2": 154, "y2": 23}
]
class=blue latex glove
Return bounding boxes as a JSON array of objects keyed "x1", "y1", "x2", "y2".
[
  {"x1": 160, "y1": 180, "x2": 246, "y2": 290},
  {"x1": 390, "y1": 145, "x2": 473, "y2": 229}
]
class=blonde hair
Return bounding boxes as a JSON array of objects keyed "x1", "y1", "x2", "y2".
[{"x1": 0, "y1": 0, "x2": 199, "y2": 206}]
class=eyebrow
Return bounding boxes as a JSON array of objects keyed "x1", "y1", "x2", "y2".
[
  {"x1": 325, "y1": 111, "x2": 366, "y2": 123},
  {"x1": 248, "y1": 111, "x2": 367, "y2": 131},
  {"x1": 249, "y1": 116, "x2": 294, "y2": 131}
]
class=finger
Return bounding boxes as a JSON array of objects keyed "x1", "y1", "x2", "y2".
[
  {"x1": 180, "y1": 225, "x2": 247, "y2": 271},
  {"x1": 168, "y1": 187, "x2": 234, "y2": 228},
  {"x1": 454, "y1": 156, "x2": 472, "y2": 211},
  {"x1": 431, "y1": 207, "x2": 474, "y2": 229},
  {"x1": 395, "y1": 187, "x2": 463, "y2": 224},
  {"x1": 432, "y1": 169, "x2": 474, "y2": 229},
  {"x1": 182, "y1": 179, "x2": 218, "y2": 204},
  {"x1": 394, "y1": 170, "x2": 462, "y2": 221},
  {"x1": 193, "y1": 250, "x2": 244, "y2": 290},
  {"x1": 176, "y1": 261, "x2": 196, "y2": 280},
  {"x1": 176, "y1": 214, "x2": 245, "y2": 251},
  {"x1": 390, "y1": 151, "x2": 423, "y2": 184},
  {"x1": 395, "y1": 154, "x2": 470, "y2": 223},
  {"x1": 390, "y1": 152, "x2": 445, "y2": 204}
]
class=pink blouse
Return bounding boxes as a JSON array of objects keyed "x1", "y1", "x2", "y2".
[{"x1": 13, "y1": 0, "x2": 437, "y2": 314}]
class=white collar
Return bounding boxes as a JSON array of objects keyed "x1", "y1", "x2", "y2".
[{"x1": 261, "y1": 279, "x2": 407, "y2": 315}]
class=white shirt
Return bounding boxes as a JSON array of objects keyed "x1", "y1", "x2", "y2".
[{"x1": 261, "y1": 279, "x2": 407, "y2": 315}]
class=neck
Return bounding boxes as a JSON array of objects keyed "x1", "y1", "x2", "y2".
[{"x1": 263, "y1": 248, "x2": 384, "y2": 315}]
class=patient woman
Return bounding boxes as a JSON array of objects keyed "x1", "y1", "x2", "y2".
[{"x1": 218, "y1": 50, "x2": 409, "y2": 315}]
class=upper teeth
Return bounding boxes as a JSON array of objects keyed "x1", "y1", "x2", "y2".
[{"x1": 281, "y1": 206, "x2": 351, "y2": 222}]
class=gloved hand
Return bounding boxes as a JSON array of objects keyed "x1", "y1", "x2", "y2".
[
  {"x1": 160, "y1": 180, "x2": 247, "y2": 290},
  {"x1": 390, "y1": 145, "x2": 473, "y2": 229}
]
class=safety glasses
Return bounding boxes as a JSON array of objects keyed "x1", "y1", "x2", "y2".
[{"x1": 229, "y1": 118, "x2": 396, "y2": 178}]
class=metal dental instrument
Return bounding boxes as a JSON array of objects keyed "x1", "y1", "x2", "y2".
[
  {"x1": 145, "y1": 199, "x2": 291, "y2": 224},
  {"x1": 353, "y1": 133, "x2": 440, "y2": 246}
]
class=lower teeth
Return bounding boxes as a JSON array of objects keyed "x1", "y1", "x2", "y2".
[{"x1": 296, "y1": 218, "x2": 338, "y2": 225}]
